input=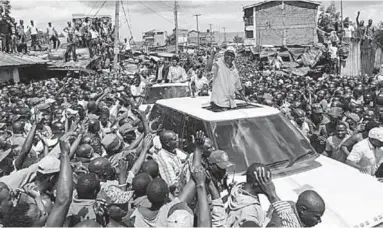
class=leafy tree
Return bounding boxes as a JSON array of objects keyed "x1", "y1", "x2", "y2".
[{"x1": 233, "y1": 36, "x2": 244, "y2": 44}]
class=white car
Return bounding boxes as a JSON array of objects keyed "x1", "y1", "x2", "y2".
[
  {"x1": 139, "y1": 83, "x2": 192, "y2": 113},
  {"x1": 150, "y1": 96, "x2": 383, "y2": 228}
]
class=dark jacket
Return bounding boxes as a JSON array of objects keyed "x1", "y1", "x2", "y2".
[{"x1": 155, "y1": 63, "x2": 169, "y2": 82}]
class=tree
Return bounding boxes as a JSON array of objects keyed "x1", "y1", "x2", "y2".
[{"x1": 233, "y1": 36, "x2": 244, "y2": 44}]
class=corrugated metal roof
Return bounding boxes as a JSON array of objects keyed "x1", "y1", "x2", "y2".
[
  {"x1": 243, "y1": 0, "x2": 321, "y2": 10},
  {"x1": 0, "y1": 53, "x2": 48, "y2": 67}
]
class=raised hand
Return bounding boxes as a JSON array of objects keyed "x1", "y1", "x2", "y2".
[
  {"x1": 191, "y1": 165, "x2": 206, "y2": 186},
  {"x1": 60, "y1": 132, "x2": 76, "y2": 154},
  {"x1": 143, "y1": 134, "x2": 153, "y2": 148},
  {"x1": 23, "y1": 183, "x2": 41, "y2": 198}
]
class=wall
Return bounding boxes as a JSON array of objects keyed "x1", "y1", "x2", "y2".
[
  {"x1": 0, "y1": 68, "x2": 13, "y2": 83},
  {"x1": 254, "y1": 1, "x2": 317, "y2": 46}
]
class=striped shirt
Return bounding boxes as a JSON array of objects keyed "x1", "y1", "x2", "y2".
[
  {"x1": 156, "y1": 149, "x2": 182, "y2": 187},
  {"x1": 267, "y1": 201, "x2": 301, "y2": 227}
]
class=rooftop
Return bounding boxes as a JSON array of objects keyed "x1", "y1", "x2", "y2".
[
  {"x1": 156, "y1": 96, "x2": 280, "y2": 122},
  {"x1": 0, "y1": 53, "x2": 48, "y2": 68},
  {"x1": 243, "y1": 0, "x2": 320, "y2": 10}
]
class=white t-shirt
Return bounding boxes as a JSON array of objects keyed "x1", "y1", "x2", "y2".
[
  {"x1": 29, "y1": 25, "x2": 38, "y2": 35},
  {"x1": 329, "y1": 46, "x2": 338, "y2": 59},
  {"x1": 343, "y1": 26, "x2": 355, "y2": 38},
  {"x1": 347, "y1": 138, "x2": 383, "y2": 175},
  {"x1": 47, "y1": 26, "x2": 55, "y2": 36},
  {"x1": 191, "y1": 75, "x2": 208, "y2": 92}
]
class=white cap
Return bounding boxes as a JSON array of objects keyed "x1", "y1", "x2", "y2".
[{"x1": 225, "y1": 46, "x2": 236, "y2": 56}]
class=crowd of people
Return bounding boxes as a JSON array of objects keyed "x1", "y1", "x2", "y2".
[
  {"x1": 3, "y1": 31, "x2": 383, "y2": 226},
  {"x1": 0, "y1": 9, "x2": 116, "y2": 64},
  {"x1": 0, "y1": 45, "x2": 332, "y2": 227}
]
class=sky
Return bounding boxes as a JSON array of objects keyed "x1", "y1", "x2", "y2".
[{"x1": 8, "y1": 0, "x2": 383, "y2": 41}]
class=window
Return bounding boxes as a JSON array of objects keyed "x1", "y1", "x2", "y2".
[
  {"x1": 182, "y1": 116, "x2": 207, "y2": 151},
  {"x1": 245, "y1": 30, "x2": 254, "y2": 39},
  {"x1": 150, "y1": 105, "x2": 184, "y2": 137}
]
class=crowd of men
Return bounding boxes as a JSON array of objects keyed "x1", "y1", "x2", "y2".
[
  {"x1": 3, "y1": 34, "x2": 383, "y2": 227},
  {"x1": 0, "y1": 10, "x2": 116, "y2": 65},
  {"x1": 0, "y1": 45, "x2": 332, "y2": 227}
]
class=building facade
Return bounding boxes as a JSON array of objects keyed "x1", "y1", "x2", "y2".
[
  {"x1": 142, "y1": 30, "x2": 167, "y2": 47},
  {"x1": 243, "y1": 0, "x2": 319, "y2": 46}
]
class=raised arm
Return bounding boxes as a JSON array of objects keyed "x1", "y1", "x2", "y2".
[
  {"x1": 45, "y1": 133, "x2": 74, "y2": 227},
  {"x1": 192, "y1": 165, "x2": 212, "y2": 227},
  {"x1": 14, "y1": 114, "x2": 40, "y2": 170},
  {"x1": 356, "y1": 11, "x2": 360, "y2": 27}
]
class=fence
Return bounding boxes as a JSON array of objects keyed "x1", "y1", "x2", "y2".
[{"x1": 341, "y1": 39, "x2": 381, "y2": 77}]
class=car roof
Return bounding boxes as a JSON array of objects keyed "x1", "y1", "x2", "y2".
[
  {"x1": 152, "y1": 83, "x2": 189, "y2": 88},
  {"x1": 156, "y1": 96, "x2": 280, "y2": 122}
]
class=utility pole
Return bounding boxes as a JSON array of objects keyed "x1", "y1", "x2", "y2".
[
  {"x1": 209, "y1": 23, "x2": 213, "y2": 46},
  {"x1": 193, "y1": 14, "x2": 201, "y2": 48},
  {"x1": 174, "y1": 1, "x2": 178, "y2": 54},
  {"x1": 223, "y1": 27, "x2": 226, "y2": 43},
  {"x1": 113, "y1": 0, "x2": 120, "y2": 70}
]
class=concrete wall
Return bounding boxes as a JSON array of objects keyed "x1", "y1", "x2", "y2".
[{"x1": 247, "y1": 1, "x2": 318, "y2": 46}]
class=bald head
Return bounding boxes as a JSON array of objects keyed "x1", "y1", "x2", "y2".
[
  {"x1": 297, "y1": 190, "x2": 325, "y2": 209},
  {"x1": 88, "y1": 157, "x2": 114, "y2": 180},
  {"x1": 296, "y1": 190, "x2": 325, "y2": 227},
  {"x1": 74, "y1": 220, "x2": 102, "y2": 227},
  {"x1": 141, "y1": 160, "x2": 159, "y2": 178}
]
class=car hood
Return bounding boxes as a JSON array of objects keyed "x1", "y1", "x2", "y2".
[{"x1": 228, "y1": 156, "x2": 383, "y2": 227}]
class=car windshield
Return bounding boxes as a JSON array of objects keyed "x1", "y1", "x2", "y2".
[
  {"x1": 144, "y1": 86, "x2": 190, "y2": 104},
  {"x1": 211, "y1": 113, "x2": 316, "y2": 173}
]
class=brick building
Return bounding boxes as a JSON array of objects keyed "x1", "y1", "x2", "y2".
[{"x1": 243, "y1": 0, "x2": 320, "y2": 46}]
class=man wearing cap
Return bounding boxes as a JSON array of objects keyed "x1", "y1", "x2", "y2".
[
  {"x1": 210, "y1": 46, "x2": 245, "y2": 110},
  {"x1": 346, "y1": 127, "x2": 383, "y2": 175}
]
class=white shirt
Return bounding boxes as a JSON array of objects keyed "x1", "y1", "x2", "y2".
[
  {"x1": 47, "y1": 26, "x2": 55, "y2": 36},
  {"x1": 347, "y1": 138, "x2": 383, "y2": 175},
  {"x1": 29, "y1": 25, "x2": 38, "y2": 35},
  {"x1": 90, "y1": 30, "x2": 99, "y2": 39},
  {"x1": 191, "y1": 75, "x2": 208, "y2": 92},
  {"x1": 168, "y1": 66, "x2": 188, "y2": 83},
  {"x1": 329, "y1": 46, "x2": 338, "y2": 59},
  {"x1": 130, "y1": 82, "x2": 146, "y2": 97},
  {"x1": 343, "y1": 26, "x2": 355, "y2": 38}
]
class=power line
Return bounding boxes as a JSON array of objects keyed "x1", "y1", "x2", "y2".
[
  {"x1": 86, "y1": 1, "x2": 100, "y2": 16},
  {"x1": 121, "y1": 0, "x2": 133, "y2": 40},
  {"x1": 93, "y1": 1, "x2": 107, "y2": 18},
  {"x1": 138, "y1": 1, "x2": 173, "y2": 24}
]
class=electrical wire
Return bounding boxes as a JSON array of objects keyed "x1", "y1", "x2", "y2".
[
  {"x1": 121, "y1": 0, "x2": 134, "y2": 40},
  {"x1": 93, "y1": 0, "x2": 107, "y2": 18},
  {"x1": 138, "y1": 1, "x2": 173, "y2": 24},
  {"x1": 86, "y1": 1, "x2": 100, "y2": 16}
]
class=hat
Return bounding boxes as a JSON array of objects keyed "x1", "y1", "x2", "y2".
[
  {"x1": 37, "y1": 156, "x2": 60, "y2": 175},
  {"x1": 369, "y1": 127, "x2": 383, "y2": 142},
  {"x1": 167, "y1": 202, "x2": 194, "y2": 227},
  {"x1": 346, "y1": 113, "x2": 360, "y2": 123},
  {"x1": 207, "y1": 150, "x2": 234, "y2": 169},
  {"x1": 97, "y1": 185, "x2": 133, "y2": 205},
  {"x1": 101, "y1": 134, "x2": 122, "y2": 152},
  {"x1": 225, "y1": 46, "x2": 236, "y2": 56},
  {"x1": 327, "y1": 107, "x2": 343, "y2": 118},
  {"x1": 119, "y1": 123, "x2": 136, "y2": 135},
  {"x1": 311, "y1": 104, "x2": 324, "y2": 114}
]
